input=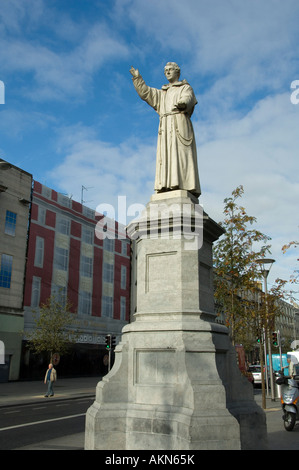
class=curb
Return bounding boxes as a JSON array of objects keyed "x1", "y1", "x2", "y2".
[{"x1": 0, "y1": 393, "x2": 95, "y2": 409}]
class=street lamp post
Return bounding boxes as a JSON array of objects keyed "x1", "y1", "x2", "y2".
[{"x1": 256, "y1": 258, "x2": 276, "y2": 401}]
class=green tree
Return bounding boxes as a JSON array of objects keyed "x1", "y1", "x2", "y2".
[
  {"x1": 213, "y1": 185, "x2": 271, "y2": 345},
  {"x1": 26, "y1": 294, "x2": 79, "y2": 361}
]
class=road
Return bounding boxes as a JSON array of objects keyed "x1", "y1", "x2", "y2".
[
  {"x1": 1, "y1": 390, "x2": 299, "y2": 450},
  {"x1": 254, "y1": 389, "x2": 299, "y2": 450},
  {"x1": 264, "y1": 405, "x2": 299, "y2": 450},
  {"x1": 0, "y1": 397, "x2": 93, "y2": 450}
]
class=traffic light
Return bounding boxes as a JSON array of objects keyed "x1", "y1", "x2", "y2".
[
  {"x1": 111, "y1": 335, "x2": 116, "y2": 349},
  {"x1": 272, "y1": 331, "x2": 278, "y2": 347},
  {"x1": 256, "y1": 329, "x2": 262, "y2": 344},
  {"x1": 105, "y1": 334, "x2": 111, "y2": 350}
]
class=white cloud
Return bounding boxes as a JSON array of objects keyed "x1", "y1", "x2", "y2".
[
  {"x1": 0, "y1": 2, "x2": 130, "y2": 101},
  {"x1": 119, "y1": 0, "x2": 299, "y2": 111},
  {"x1": 195, "y1": 91, "x2": 299, "y2": 299},
  {"x1": 47, "y1": 124, "x2": 156, "y2": 217}
]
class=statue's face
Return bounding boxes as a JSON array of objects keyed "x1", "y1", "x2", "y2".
[{"x1": 164, "y1": 64, "x2": 179, "y2": 83}]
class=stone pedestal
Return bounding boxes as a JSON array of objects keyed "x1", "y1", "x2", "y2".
[{"x1": 85, "y1": 191, "x2": 267, "y2": 450}]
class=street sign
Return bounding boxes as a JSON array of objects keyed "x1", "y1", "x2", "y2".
[{"x1": 52, "y1": 353, "x2": 60, "y2": 366}]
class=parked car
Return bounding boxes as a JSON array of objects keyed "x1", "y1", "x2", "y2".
[{"x1": 248, "y1": 365, "x2": 262, "y2": 386}]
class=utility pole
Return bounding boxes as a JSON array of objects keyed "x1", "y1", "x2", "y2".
[
  {"x1": 257, "y1": 258, "x2": 275, "y2": 401},
  {"x1": 259, "y1": 329, "x2": 266, "y2": 409},
  {"x1": 105, "y1": 334, "x2": 117, "y2": 372},
  {"x1": 105, "y1": 334, "x2": 112, "y2": 372},
  {"x1": 81, "y1": 185, "x2": 93, "y2": 205},
  {"x1": 278, "y1": 330, "x2": 283, "y2": 370}
]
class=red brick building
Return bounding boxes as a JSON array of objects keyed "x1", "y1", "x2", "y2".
[{"x1": 21, "y1": 181, "x2": 130, "y2": 378}]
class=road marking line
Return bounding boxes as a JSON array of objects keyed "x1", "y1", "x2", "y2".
[{"x1": 0, "y1": 413, "x2": 85, "y2": 432}]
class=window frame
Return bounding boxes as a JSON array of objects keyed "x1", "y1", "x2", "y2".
[
  {"x1": 4, "y1": 210, "x2": 17, "y2": 236},
  {"x1": 0, "y1": 253, "x2": 13, "y2": 288}
]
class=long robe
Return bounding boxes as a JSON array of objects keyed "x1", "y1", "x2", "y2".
[{"x1": 132, "y1": 75, "x2": 201, "y2": 197}]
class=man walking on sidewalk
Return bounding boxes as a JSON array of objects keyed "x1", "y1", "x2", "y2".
[{"x1": 44, "y1": 363, "x2": 57, "y2": 397}]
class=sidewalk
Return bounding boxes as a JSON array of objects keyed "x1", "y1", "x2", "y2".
[
  {"x1": 0, "y1": 376, "x2": 100, "y2": 450},
  {"x1": 0, "y1": 376, "x2": 99, "y2": 408}
]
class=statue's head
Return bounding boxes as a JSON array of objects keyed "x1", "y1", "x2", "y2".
[{"x1": 164, "y1": 62, "x2": 181, "y2": 82}]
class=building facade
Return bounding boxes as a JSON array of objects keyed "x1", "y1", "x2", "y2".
[
  {"x1": 215, "y1": 279, "x2": 299, "y2": 357},
  {"x1": 0, "y1": 160, "x2": 32, "y2": 381},
  {"x1": 21, "y1": 181, "x2": 131, "y2": 379},
  {"x1": 275, "y1": 300, "x2": 299, "y2": 349}
]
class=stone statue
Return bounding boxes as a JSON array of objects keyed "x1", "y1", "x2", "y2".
[{"x1": 130, "y1": 62, "x2": 201, "y2": 197}]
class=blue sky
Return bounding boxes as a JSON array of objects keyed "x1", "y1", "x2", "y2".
[{"x1": 0, "y1": 0, "x2": 299, "y2": 301}]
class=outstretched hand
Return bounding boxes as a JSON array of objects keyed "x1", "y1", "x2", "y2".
[{"x1": 130, "y1": 66, "x2": 140, "y2": 78}]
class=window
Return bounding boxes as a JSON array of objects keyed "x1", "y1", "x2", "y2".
[
  {"x1": 4, "y1": 210, "x2": 17, "y2": 236},
  {"x1": 57, "y1": 217, "x2": 70, "y2": 235},
  {"x1": 82, "y1": 227, "x2": 93, "y2": 244},
  {"x1": 0, "y1": 254, "x2": 13, "y2": 288},
  {"x1": 52, "y1": 285, "x2": 67, "y2": 307},
  {"x1": 34, "y1": 237, "x2": 44, "y2": 267},
  {"x1": 121, "y1": 265, "x2": 127, "y2": 289},
  {"x1": 31, "y1": 276, "x2": 41, "y2": 307},
  {"x1": 38, "y1": 206, "x2": 46, "y2": 225},
  {"x1": 83, "y1": 206, "x2": 95, "y2": 219},
  {"x1": 42, "y1": 185, "x2": 52, "y2": 199},
  {"x1": 58, "y1": 193, "x2": 72, "y2": 208},
  {"x1": 120, "y1": 296, "x2": 126, "y2": 320},
  {"x1": 103, "y1": 262, "x2": 114, "y2": 283},
  {"x1": 54, "y1": 247, "x2": 69, "y2": 271},
  {"x1": 121, "y1": 240, "x2": 128, "y2": 256},
  {"x1": 80, "y1": 255, "x2": 93, "y2": 278},
  {"x1": 102, "y1": 295, "x2": 113, "y2": 317},
  {"x1": 103, "y1": 238, "x2": 114, "y2": 252},
  {"x1": 79, "y1": 291, "x2": 92, "y2": 315}
]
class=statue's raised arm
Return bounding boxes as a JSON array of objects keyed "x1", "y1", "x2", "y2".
[
  {"x1": 129, "y1": 66, "x2": 140, "y2": 79},
  {"x1": 130, "y1": 62, "x2": 201, "y2": 198}
]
